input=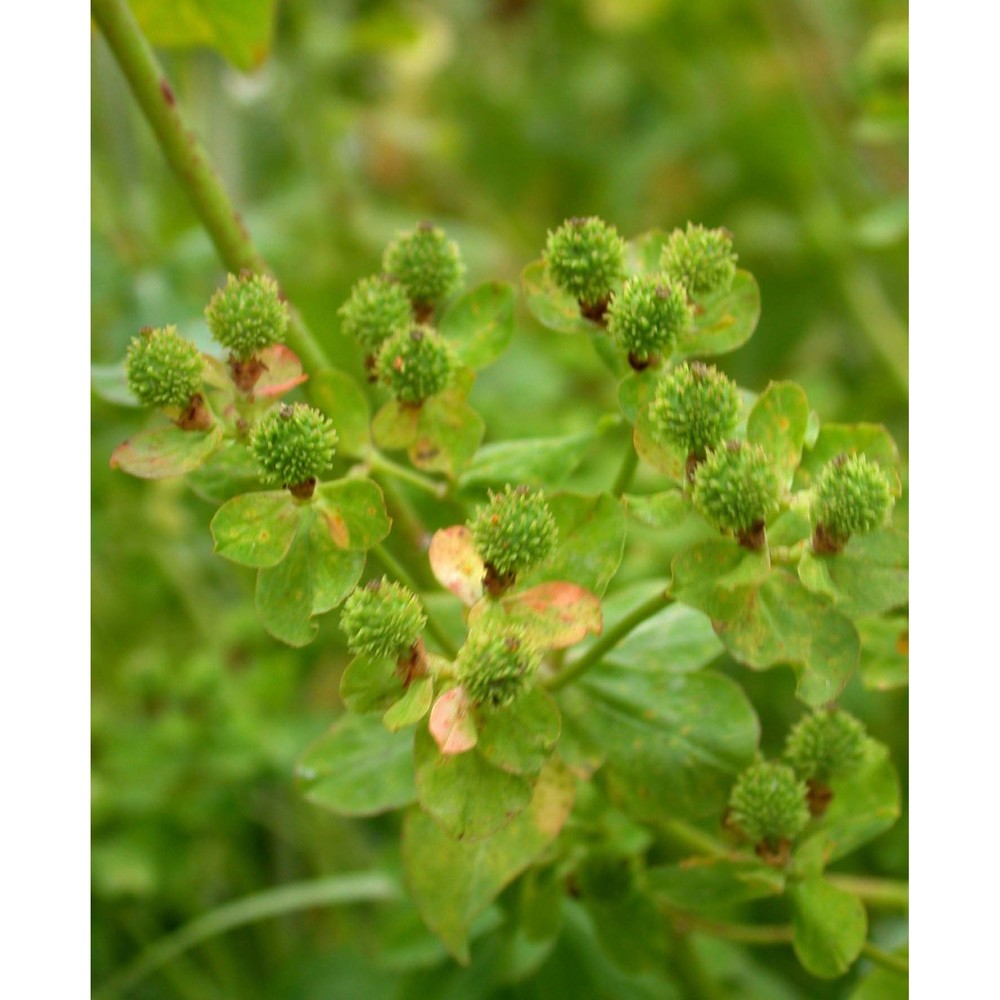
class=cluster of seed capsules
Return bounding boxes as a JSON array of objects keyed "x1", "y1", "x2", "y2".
[
  {"x1": 340, "y1": 484, "x2": 559, "y2": 711},
  {"x1": 543, "y1": 215, "x2": 895, "y2": 552},
  {"x1": 339, "y1": 223, "x2": 464, "y2": 404},
  {"x1": 124, "y1": 272, "x2": 343, "y2": 494}
]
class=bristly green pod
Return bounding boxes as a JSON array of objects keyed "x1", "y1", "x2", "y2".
[
  {"x1": 250, "y1": 403, "x2": 338, "y2": 489},
  {"x1": 648, "y1": 361, "x2": 741, "y2": 458},
  {"x1": 338, "y1": 274, "x2": 413, "y2": 355},
  {"x1": 784, "y1": 709, "x2": 867, "y2": 784},
  {"x1": 660, "y1": 222, "x2": 738, "y2": 298},
  {"x1": 340, "y1": 578, "x2": 427, "y2": 661},
  {"x1": 376, "y1": 325, "x2": 456, "y2": 405},
  {"x1": 812, "y1": 453, "x2": 894, "y2": 552},
  {"x1": 205, "y1": 272, "x2": 288, "y2": 360},
  {"x1": 455, "y1": 623, "x2": 541, "y2": 708},
  {"x1": 470, "y1": 484, "x2": 558, "y2": 580},
  {"x1": 543, "y1": 216, "x2": 626, "y2": 314},
  {"x1": 728, "y1": 761, "x2": 810, "y2": 851},
  {"x1": 125, "y1": 325, "x2": 204, "y2": 408},
  {"x1": 692, "y1": 441, "x2": 782, "y2": 546},
  {"x1": 382, "y1": 223, "x2": 465, "y2": 311},
  {"x1": 606, "y1": 275, "x2": 690, "y2": 365}
]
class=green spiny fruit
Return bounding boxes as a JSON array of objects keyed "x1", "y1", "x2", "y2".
[
  {"x1": 693, "y1": 442, "x2": 781, "y2": 545},
  {"x1": 338, "y1": 274, "x2": 413, "y2": 355},
  {"x1": 376, "y1": 325, "x2": 456, "y2": 404},
  {"x1": 728, "y1": 761, "x2": 810, "y2": 849},
  {"x1": 470, "y1": 484, "x2": 558, "y2": 580},
  {"x1": 250, "y1": 403, "x2": 337, "y2": 489},
  {"x1": 456, "y1": 623, "x2": 541, "y2": 708},
  {"x1": 543, "y1": 216, "x2": 626, "y2": 313},
  {"x1": 648, "y1": 361, "x2": 741, "y2": 457},
  {"x1": 340, "y1": 578, "x2": 427, "y2": 661},
  {"x1": 660, "y1": 223, "x2": 738, "y2": 297},
  {"x1": 205, "y1": 272, "x2": 288, "y2": 360},
  {"x1": 784, "y1": 709, "x2": 867, "y2": 783},
  {"x1": 812, "y1": 453, "x2": 894, "y2": 551},
  {"x1": 606, "y1": 275, "x2": 691, "y2": 364},
  {"x1": 382, "y1": 223, "x2": 464, "y2": 310},
  {"x1": 125, "y1": 326, "x2": 204, "y2": 408}
]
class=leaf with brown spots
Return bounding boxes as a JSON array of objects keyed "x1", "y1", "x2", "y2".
[
  {"x1": 110, "y1": 425, "x2": 223, "y2": 479},
  {"x1": 470, "y1": 582, "x2": 602, "y2": 651},
  {"x1": 210, "y1": 489, "x2": 301, "y2": 567},
  {"x1": 313, "y1": 478, "x2": 391, "y2": 550}
]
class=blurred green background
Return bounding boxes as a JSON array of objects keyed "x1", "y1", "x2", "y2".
[{"x1": 92, "y1": 1, "x2": 907, "y2": 996}]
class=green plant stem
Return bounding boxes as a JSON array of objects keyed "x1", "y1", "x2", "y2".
[
  {"x1": 90, "y1": 0, "x2": 329, "y2": 376},
  {"x1": 827, "y1": 874, "x2": 908, "y2": 911},
  {"x1": 371, "y1": 544, "x2": 458, "y2": 658},
  {"x1": 610, "y1": 444, "x2": 639, "y2": 497},
  {"x1": 658, "y1": 818, "x2": 731, "y2": 859},
  {"x1": 861, "y1": 942, "x2": 909, "y2": 976},
  {"x1": 546, "y1": 588, "x2": 671, "y2": 690},
  {"x1": 669, "y1": 932, "x2": 727, "y2": 1000},
  {"x1": 369, "y1": 452, "x2": 448, "y2": 498},
  {"x1": 95, "y1": 872, "x2": 402, "y2": 998},
  {"x1": 667, "y1": 909, "x2": 794, "y2": 945}
]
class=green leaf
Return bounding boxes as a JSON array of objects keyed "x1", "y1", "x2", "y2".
[
  {"x1": 313, "y1": 478, "x2": 391, "y2": 550},
  {"x1": 340, "y1": 656, "x2": 403, "y2": 714},
  {"x1": 413, "y1": 724, "x2": 534, "y2": 841},
  {"x1": 372, "y1": 400, "x2": 420, "y2": 450},
  {"x1": 798, "y1": 529, "x2": 908, "y2": 619},
  {"x1": 210, "y1": 490, "x2": 301, "y2": 568},
  {"x1": 185, "y1": 440, "x2": 263, "y2": 505},
  {"x1": 309, "y1": 369, "x2": 372, "y2": 459},
  {"x1": 633, "y1": 403, "x2": 687, "y2": 480},
  {"x1": 92, "y1": 361, "x2": 139, "y2": 407},
  {"x1": 458, "y1": 429, "x2": 599, "y2": 490},
  {"x1": 526, "y1": 492, "x2": 628, "y2": 597},
  {"x1": 255, "y1": 507, "x2": 364, "y2": 646},
  {"x1": 402, "y1": 756, "x2": 576, "y2": 962},
  {"x1": 428, "y1": 526, "x2": 485, "y2": 607},
  {"x1": 669, "y1": 540, "x2": 770, "y2": 611},
  {"x1": 560, "y1": 669, "x2": 759, "y2": 820},
  {"x1": 470, "y1": 582, "x2": 603, "y2": 651},
  {"x1": 624, "y1": 488, "x2": 689, "y2": 529},
  {"x1": 110, "y1": 425, "x2": 223, "y2": 479},
  {"x1": 476, "y1": 688, "x2": 561, "y2": 775},
  {"x1": 296, "y1": 713, "x2": 416, "y2": 817},
  {"x1": 583, "y1": 892, "x2": 669, "y2": 973},
  {"x1": 617, "y1": 369, "x2": 659, "y2": 424},
  {"x1": 850, "y1": 950, "x2": 908, "y2": 999},
  {"x1": 794, "y1": 739, "x2": 901, "y2": 873},
  {"x1": 790, "y1": 876, "x2": 867, "y2": 979},
  {"x1": 604, "y1": 596, "x2": 724, "y2": 675},
  {"x1": 438, "y1": 281, "x2": 516, "y2": 370},
  {"x1": 384, "y1": 677, "x2": 434, "y2": 732},
  {"x1": 857, "y1": 615, "x2": 908, "y2": 690},
  {"x1": 129, "y1": 0, "x2": 278, "y2": 71},
  {"x1": 624, "y1": 229, "x2": 670, "y2": 277},
  {"x1": 674, "y1": 551, "x2": 861, "y2": 707},
  {"x1": 795, "y1": 423, "x2": 901, "y2": 495},
  {"x1": 647, "y1": 858, "x2": 785, "y2": 916},
  {"x1": 673, "y1": 270, "x2": 761, "y2": 360},
  {"x1": 521, "y1": 259, "x2": 603, "y2": 335},
  {"x1": 746, "y1": 382, "x2": 810, "y2": 489},
  {"x1": 410, "y1": 392, "x2": 485, "y2": 476}
]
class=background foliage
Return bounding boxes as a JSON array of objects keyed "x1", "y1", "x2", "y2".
[{"x1": 92, "y1": 0, "x2": 907, "y2": 995}]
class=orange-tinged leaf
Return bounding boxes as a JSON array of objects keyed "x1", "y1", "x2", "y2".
[
  {"x1": 429, "y1": 688, "x2": 478, "y2": 755},
  {"x1": 429, "y1": 526, "x2": 485, "y2": 606}
]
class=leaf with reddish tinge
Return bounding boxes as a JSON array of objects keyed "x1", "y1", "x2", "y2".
[
  {"x1": 253, "y1": 344, "x2": 308, "y2": 398},
  {"x1": 471, "y1": 582, "x2": 602, "y2": 650},
  {"x1": 111, "y1": 425, "x2": 223, "y2": 479},
  {"x1": 210, "y1": 490, "x2": 301, "y2": 567},
  {"x1": 429, "y1": 526, "x2": 485, "y2": 606},
  {"x1": 429, "y1": 687, "x2": 478, "y2": 754},
  {"x1": 313, "y1": 478, "x2": 391, "y2": 550}
]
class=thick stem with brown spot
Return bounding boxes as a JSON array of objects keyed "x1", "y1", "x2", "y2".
[{"x1": 90, "y1": 0, "x2": 329, "y2": 376}]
